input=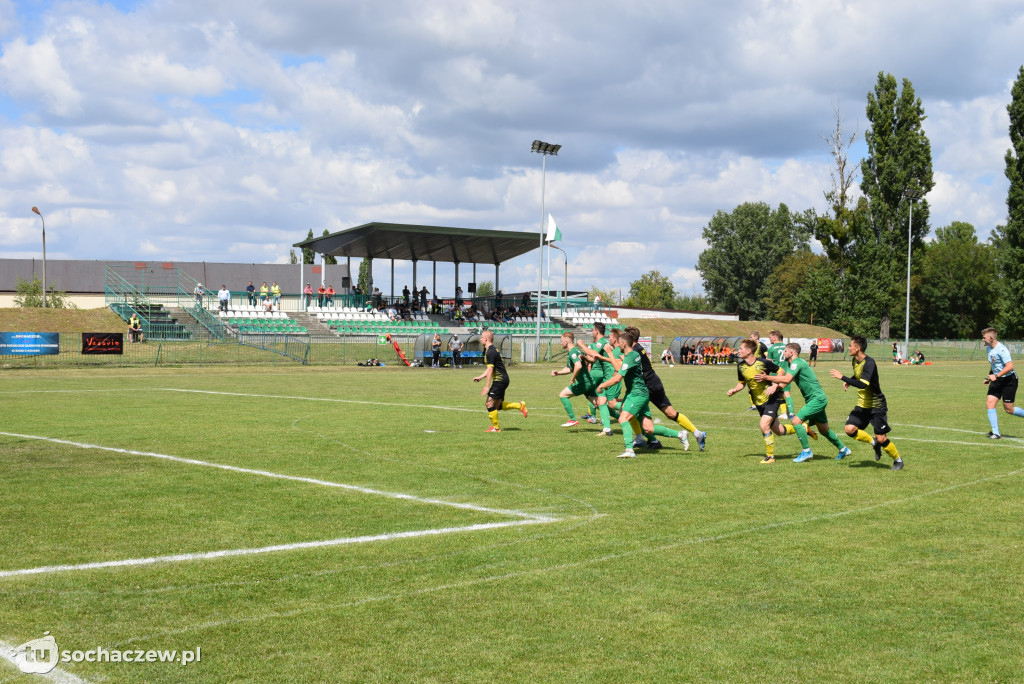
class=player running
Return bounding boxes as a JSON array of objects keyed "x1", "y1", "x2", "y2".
[
  {"x1": 552, "y1": 331, "x2": 599, "y2": 427},
  {"x1": 623, "y1": 325, "x2": 706, "y2": 451},
  {"x1": 729, "y1": 338, "x2": 813, "y2": 463},
  {"x1": 766, "y1": 330, "x2": 795, "y2": 420},
  {"x1": 755, "y1": 343, "x2": 849, "y2": 463},
  {"x1": 578, "y1": 322, "x2": 619, "y2": 437},
  {"x1": 596, "y1": 331, "x2": 687, "y2": 458},
  {"x1": 829, "y1": 335, "x2": 904, "y2": 470},
  {"x1": 473, "y1": 330, "x2": 527, "y2": 432},
  {"x1": 981, "y1": 327, "x2": 1024, "y2": 439}
]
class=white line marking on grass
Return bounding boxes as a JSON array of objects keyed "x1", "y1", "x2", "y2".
[
  {"x1": 0, "y1": 640, "x2": 88, "y2": 683},
  {"x1": 0, "y1": 431, "x2": 561, "y2": 578},
  {"x1": 895, "y1": 436, "x2": 1024, "y2": 449},
  {"x1": 0, "y1": 520, "x2": 550, "y2": 579},
  {"x1": 114, "y1": 464, "x2": 1024, "y2": 648},
  {"x1": 157, "y1": 388, "x2": 487, "y2": 413},
  {"x1": 0, "y1": 431, "x2": 553, "y2": 523}
]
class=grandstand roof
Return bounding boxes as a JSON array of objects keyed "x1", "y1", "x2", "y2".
[{"x1": 294, "y1": 223, "x2": 542, "y2": 265}]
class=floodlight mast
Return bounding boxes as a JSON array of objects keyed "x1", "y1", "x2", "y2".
[
  {"x1": 904, "y1": 189, "x2": 922, "y2": 361},
  {"x1": 31, "y1": 206, "x2": 46, "y2": 308},
  {"x1": 531, "y1": 140, "x2": 560, "y2": 359}
]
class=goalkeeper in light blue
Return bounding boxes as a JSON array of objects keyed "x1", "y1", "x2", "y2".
[{"x1": 982, "y1": 327, "x2": 1024, "y2": 439}]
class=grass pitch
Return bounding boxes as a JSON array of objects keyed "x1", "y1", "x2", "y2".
[{"x1": 1, "y1": 360, "x2": 1022, "y2": 682}]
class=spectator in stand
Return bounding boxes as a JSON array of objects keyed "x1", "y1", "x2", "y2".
[
  {"x1": 271, "y1": 282, "x2": 281, "y2": 308},
  {"x1": 387, "y1": 304, "x2": 399, "y2": 321},
  {"x1": 246, "y1": 281, "x2": 256, "y2": 306},
  {"x1": 420, "y1": 286, "x2": 428, "y2": 310},
  {"x1": 317, "y1": 284, "x2": 326, "y2": 307},
  {"x1": 263, "y1": 295, "x2": 275, "y2": 312},
  {"x1": 402, "y1": 285, "x2": 410, "y2": 305},
  {"x1": 325, "y1": 284, "x2": 335, "y2": 306},
  {"x1": 456, "y1": 285, "x2": 463, "y2": 303},
  {"x1": 661, "y1": 348, "x2": 674, "y2": 365},
  {"x1": 218, "y1": 285, "x2": 230, "y2": 312},
  {"x1": 193, "y1": 282, "x2": 204, "y2": 305},
  {"x1": 372, "y1": 287, "x2": 382, "y2": 307},
  {"x1": 495, "y1": 289, "x2": 503, "y2": 309},
  {"x1": 303, "y1": 283, "x2": 313, "y2": 309},
  {"x1": 259, "y1": 282, "x2": 269, "y2": 303},
  {"x1": 454, "y1": 307, "x2": 464, "y2": 326}
]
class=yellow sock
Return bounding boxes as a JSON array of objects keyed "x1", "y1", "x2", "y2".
[
  {"x1": 488, "y1": 410, "x2": 500, "y2": 428},
  {"x1": 853, "y1": 429, "x2": 872, "y2": 444},
  {"x1": 629, "y1": 417, "x2": 642, "y2": 434},
  {"x1": 501, "y1": 401, "x2": 521, "y2": 411},
  {"x1": 675, "y1": 414, "x2": 698, "y2": 433},
  {"x1": 883, "y1": 440, "x2": 900, "y2": 461},
  {"x1": 763, "y1": 433, "x2": 775, "y2": 457},
  {"x1": 784, "y1": 424, "x2": 796, "y2": 435}
]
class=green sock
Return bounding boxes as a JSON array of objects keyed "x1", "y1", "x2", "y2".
[
  {"x1": 785, "y1": 396, "x2": 795, "y2": 417},
  {"x1": 559, "y1": 397, "x2": 576, "y2": 419},
  {"x1": 598, "y1": 403, "x2": 611, "y2": 430},
  {"x1": 608, "y1": 406, "x2": 621, "y2": 419},
  {"x1": 795, "y1": 423, "x2": 810, "y2": 449},
  {"x1": 652, "y1": 425, "x2": 679, "y2": 438},
  {"x1": 621, "y1": 419, "x2": 634, "y2": 449},
  {"x1": 824, "y1": 430, "x2": 846, "y2": 450}
]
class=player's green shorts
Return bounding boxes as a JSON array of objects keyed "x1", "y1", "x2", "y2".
[
  {"x1": 621, "y1": 393, "x2": 651, "y2": 420},
  {"x1": 569, "y1": 377, "x2": 597, "y2": 397},
  {"x1": 602, "y1": 380, "x2": 622, "y2": 400},
  {"x1": 796, "y1": 396, "x2": 829, "y2": 425}
]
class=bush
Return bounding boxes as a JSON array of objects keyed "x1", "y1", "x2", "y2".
[{"x1": 14, "y1": 276, "x2": 76, "y2": 309}]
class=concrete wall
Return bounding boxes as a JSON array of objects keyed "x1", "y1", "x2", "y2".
[{"x1": 614, "y1": 307, "x2": 739, "y2": 321}]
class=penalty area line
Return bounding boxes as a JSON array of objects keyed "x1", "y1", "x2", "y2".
[{"x1": 0, "y1": 520, "x2": 550, "y2": 579}]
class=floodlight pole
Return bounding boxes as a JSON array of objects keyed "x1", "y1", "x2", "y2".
[
  {"x1": 904, "y1": 192, "x2": 919, "y2": 361},
  {"x1": 31, "y1": 206, "x2": 46, "y2": 308},
  {"x1": 531, "y1": 140, "x2": 560, "y2": 360}
]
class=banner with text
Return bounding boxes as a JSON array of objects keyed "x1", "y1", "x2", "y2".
[
  {"x1": 81, "y1": 333, "x2": 124, "y2": 355},
  {"x1": 0, "y1": 332, "x2": 59, "y2": 356}
]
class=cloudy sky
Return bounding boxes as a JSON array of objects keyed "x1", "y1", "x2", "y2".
[{"x1": 1, "y1": 0, "x2": 1022, "y2": 299}]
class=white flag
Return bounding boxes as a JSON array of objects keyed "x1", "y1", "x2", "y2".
[{"x1": 545, "y1": 214, "x2": 562, "y2": 242}]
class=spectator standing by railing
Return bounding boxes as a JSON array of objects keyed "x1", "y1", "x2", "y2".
[
  {"x1": 317, "y1": 284, "x2": 326, "y2": 307},
  {"x1": 304, "y1": 283, "x2": 313, "y2": 309},
  {"x1": 326, "y1": 285, "x2": 335, "y2": 306},
  {"x1": 260, "y1": 282, "x2": 268, "y2": 304},
  {"x1": 246, "y1": 281, "x2": 256, "y2": 306},
  {"x1": 193, "y1": 282, "x2": 204, "y2": 306},
  {"x1": 402, "y1": 285, "x2": 410, "y2": 306},
  {"x1": 271, "y1": 282, "x2": 281, "y2": 308},
  {"x1": 218, "y1": 285, "x2": 230, "y2": 312},
  {"x1": 420, "y1": 286, "x2": 428, "y2": 310}
]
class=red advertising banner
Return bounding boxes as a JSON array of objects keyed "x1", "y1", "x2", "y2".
[{"x1": 81, "y1": 333, "x2": 124, "y2": 355}]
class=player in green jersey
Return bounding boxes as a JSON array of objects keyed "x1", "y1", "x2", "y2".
[
  {"x1": 755, "y1": 343, "x2": 849, "y2": 463},
  {"x1": 766, "y1": 330, "x2": 795, "y2": 420},
  {"x1": 597, "y1": 330, "x2": 687, "y2": 458},
  {"x1": 552, "y1": 331, "x2": 599, "y2": 427},
  {"x1": 829, "y1": 335, "x2": 904, "y2": 470},
  {"x1": 729, "y1": 339, "x2": 815, "y2": 463},
  {"x1": 578, "y1": 322, "x2": 620, "y2": 437}
]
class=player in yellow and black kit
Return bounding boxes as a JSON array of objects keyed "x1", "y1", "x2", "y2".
[
  {"x1": 829, "y1": 335, "x2": 904, "y2": 470},
  {"x1": 473, "y1": 330, "x2": 528, "y2": 432},
  {"x1": 728, "y1": 338, "x2": 814, "y2": 463}
]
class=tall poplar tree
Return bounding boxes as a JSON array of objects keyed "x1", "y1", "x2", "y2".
[
  {"x1": 322, "y1": 229, "x2": 337, "y2": 265},
  {"x1": 859, "y1": 72, "x2": 934, "y2": 339},
  {"x1": 302, "y1": 229, "x2": 315, "y2": 265},
  {"x1": 993, "y1": 65, "x2": 1024, "y2": 336}
]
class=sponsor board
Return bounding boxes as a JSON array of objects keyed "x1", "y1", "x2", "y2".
[
  {"x1": 82, "y1": 332, "x2": 124, "y2": 355},
  {"x1": 0, "y1": 332, "x2": 59, "y2": 356}
]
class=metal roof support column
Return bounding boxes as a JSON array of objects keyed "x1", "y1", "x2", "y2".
[
  {"x1": 321, "y1": 253, "x2": 326, "y2": 286},
  {"x1": 432, "y1": 262, "x2": 437, "y2": 305},
  {"x1": 454, "y1": 262, "x2": 459, "y2": 302},
  {"x1": 472, "y1": 263, "x2": 476, "y2": 303},
  {"x1": 495, "y1": 263, "x2": 500, "y2": 296},
  {"x1": 390, "y1": 259, "x2": 395, "y2": 301},
  {"x1": 346, "y1": 257, "x2": 351, "y2": 293},
  {"x1": 412, "y1": 260, "x2": 417, "y2": 300},
  {"x1": 299, "y1": 259, "x2": 304, "y2": 313}
]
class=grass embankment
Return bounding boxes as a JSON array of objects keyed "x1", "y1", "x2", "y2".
[
  {"x1": 0, "y1": 307, "x2": 125, "y2": 332},
  {"x1": 618, "y1": 317, "x2": 846, "y2": 339}
]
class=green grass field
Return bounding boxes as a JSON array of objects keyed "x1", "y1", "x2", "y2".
[{"x1": 1, "y1": 360, "x2": 1022, "y2": 682}]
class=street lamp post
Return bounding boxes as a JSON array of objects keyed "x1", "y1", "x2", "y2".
[
  {"x1": 31, "y1": 206, "x2": 46, "y2": 308},
  {"x1": 549, "y1": 243, "x2": 568, "y2": 311},
  {"x1": 531, "y1": 139, "x2": 560, "y2": 360},
  {"x1": 904, "y1": 191, "x2": 921, "y2": 361}
]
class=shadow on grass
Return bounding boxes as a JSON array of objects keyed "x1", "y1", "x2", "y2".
[{"x1": 848, "y1": 459, "x2": 893, "y2": 469}]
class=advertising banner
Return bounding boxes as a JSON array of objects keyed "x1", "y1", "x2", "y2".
[
  {"x1": 81, "y1": 333, "x2": 124, "y2": 355},
  {"x1": 639, "y1": 336, "x2": 653, "y2": 356},
  {"x1": 0, "y1": 332, "x2": 59, "y2": 356}
]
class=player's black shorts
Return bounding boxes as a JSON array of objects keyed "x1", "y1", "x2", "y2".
[
  {"x1": 988, "y1": 373, "x2": 1018, "y2": 403},
  {"x1": 846, "y1": 406, "x2": 891, "y2": 435},
  {"x1": 488, "y1": 380, "x2": 509, "y2": 402},
  {"x1": 808, "y1": 351, "x2": 818, "y2": 360},
  {"x1": 647, "y1": 385, "x2": 672, "y2": 412},
  {"x1": 756, "y1": 397, "x2": 782, "y2": 419}
]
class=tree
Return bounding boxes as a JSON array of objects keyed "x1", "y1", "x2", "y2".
[
  {"x1": 761, "y1": 251, "x2": 829, "y2": 323},
  {"x1": 623, "y1": 270, "x2": 676, "y2": 309},
  {"x1": 289, "y1": 250, "x2": 298, "y2": 265},
  {"x1": 994, "y1": 65, "x2": 1024, "y2": 336},
  {"x1": 357, "y1": 259, "x2": 372, "y2": 294},
  {"x1": 302, "y1": 229, "x2": 315, "y2": 265},
  {"x1": 696, "y1": 202, "x2": 810, "y2": 319},
  {"x1": 673, "y1": 291, "x2": 716, "y2": 312},
  {"x1": 321, "y1": 229, "x2": 337, "y2": 265},
  {"x1": 475, "y1": 280, "x2": 495, "y2": 298},
  {"x1": 917, "y1": 222, "x2": 998, "y2": 338},
  {"x1": 859, "y1": 72, "x2": 935, "y2": 338},
  {"x1": 14, "y1": 276, "x2": 75, "y2": 309}
]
